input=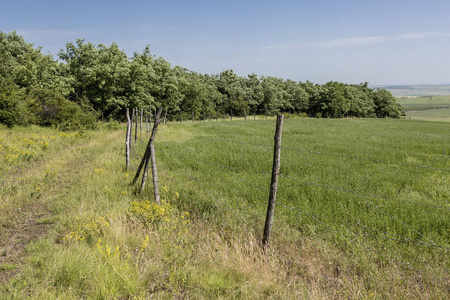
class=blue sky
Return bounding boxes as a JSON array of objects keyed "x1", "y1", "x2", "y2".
[{"x1": 1, "y1": 0, "x2": 450, "y2": 85}]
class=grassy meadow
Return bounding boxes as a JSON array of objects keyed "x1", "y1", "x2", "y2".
[{"x1": 0, "y1": 117, "x2": 449, "y2": 299}]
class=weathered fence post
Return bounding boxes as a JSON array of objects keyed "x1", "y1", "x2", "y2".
[
  {"x1": 244, "y1": 108, "x2": 246, "y2": 120},
  {"x1": 132, "y1": 108, "x2": 164, "y2": 203},
  {"x1": 231, "y1": 111, "x2": 233, "y2": 121},
  {"x1": 192, "y1": 110, "x2": 195, "y2": 123},
  {"x1": 130, "y1": 108, "x2": 135, "y2": 149},
  {"x1": 164, "y1": 107, "x2": 167, "y2": 124},
  {"x1": 134, "y1": 108, "x2": 138, "y2": 142},
  {"x1": 149, "y1": 105, "x2": 152, "y2": 128},
  {"x1": 262, "y1": 114, "x2": 284, "y2": 251},
  {"x1": 143, "y1": 107, "x2": 163, "y2": 202},
  {"x1": 180, "y1": 111, "x2": 183, "y2": 123},
  {"x1": 203, "y1": 110, "x2": 205, "y2": 122},
  {"x1": 265, "y1": 110, "x2": 268, "y2": 120},
  {"x1": 125, "y1": 108, "x2": 131, "y2": 171},
  {"x1": 145, "y1": 110, "x2": 149, "y2": 133},
  {"x1": 140, "y1": 108, "x2": 143, "y2": 140}
]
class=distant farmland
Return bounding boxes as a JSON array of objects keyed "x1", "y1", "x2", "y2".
[
  {"x1": 371, "y1": 84, "x2": 450, "y2": 96},
  {"x1": 371, "y1": 84, "x2": 450, "y2": 122},
  {"x1": 393, "y1": 95, "x2": 450, "y2": 122}
]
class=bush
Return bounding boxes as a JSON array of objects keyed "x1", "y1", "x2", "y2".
[
  {"x1": 0, "y1": 77, "x2": 35, "y2": 127},
  {"x1": 30, "y1": 88, "x2": 97, "y2": 130}
]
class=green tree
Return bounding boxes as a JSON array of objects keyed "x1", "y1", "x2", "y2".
[
  {"x1": 0, "y1": 31, "x2": 69, "y2": 95},
  {"x1": 0, "y1": 76, "x2": 35, "y2": 127},
  {"x1": 372, "y1": 88, "x2": 405, "y2": 118},
  {"x1": 58, "y1": 39, "x2": 131, "y2": 118}
]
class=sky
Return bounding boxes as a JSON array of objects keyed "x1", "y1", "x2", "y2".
[{"x1": 1, "y1": 0, "x2": 450, "y2": 85}]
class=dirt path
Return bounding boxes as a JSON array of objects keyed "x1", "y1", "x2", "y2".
[{"x1": 0, "y1": 130, "x2": 122, "y2": 284}]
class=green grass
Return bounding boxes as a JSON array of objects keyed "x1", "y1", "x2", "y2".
[
  {"x1": 0, "y1": 119, "x2": 449, "y2": 299},
  {"x1": 405, "y1": 109, "x2": 450, "y2": 122}
]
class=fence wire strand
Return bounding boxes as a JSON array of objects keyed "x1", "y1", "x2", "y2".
[
  {"x1": 280, "y1": 144, "x2": 450, "y2": 172},
  {"x1": 158, "y1": 128, "x2": 449, "y2": 172},
  {"x1": 278, "y1": 173, "x2": 450, "y2": 211}
]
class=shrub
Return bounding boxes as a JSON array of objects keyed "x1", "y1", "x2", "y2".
[
  {"x1": 0, "y1": 77, "x2": 35, "y2": 127},
  {"x1": 30, "y1": 88, "x2": 97, "y2": 129}
]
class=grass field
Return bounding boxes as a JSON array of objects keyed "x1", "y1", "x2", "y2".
[{"x1": 0, "y1": 118, "x2": 449, "y2": 299}]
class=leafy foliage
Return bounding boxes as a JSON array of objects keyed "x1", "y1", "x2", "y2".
[{"x1": 0, "y1": 30, "x2": 405, "y2": 129}]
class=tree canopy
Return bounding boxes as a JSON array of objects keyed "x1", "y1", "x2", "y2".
[{"x1": 0, "y1": 31, "x2": 405, "y2": 127}]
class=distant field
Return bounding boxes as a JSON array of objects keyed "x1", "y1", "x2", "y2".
[
  {"x1": 372, "y1": 84, "x2": 450, "y2": 96},
  {"x1": 404, "y1": 108, "x2": 450, "y2": 122},
  {"x1": 395, "y1": 95, "x2": 450, "y2": 122}
]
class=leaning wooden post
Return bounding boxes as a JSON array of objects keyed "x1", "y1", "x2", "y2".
[
  {"x1": 125, "y1": 108, "x2": 131, "y2": 171},
  {"x1": 164, "y1": 107, "x2": 167, "y2": 124},
  {"x1": 262, "y1": 114, "x2": 284, "y2": 251},
  {"x1": 134, "y1": 108, "x2": 138, "y2": 142},
  {"x1": 192, "y1": 110, "x2": 195, "y2": 123},
  {"x1": 140, "y1": 108, "x2": 143, "y2": 140},
  {"x1": 149, "y1": 105, "x2": 152, "y2": 128},
  {"x1": 130, "y1": 108, "x2": 135, "y2": 149},
  {"x1": 140, "y1": 107, "x2": 163, "y2": 203}
]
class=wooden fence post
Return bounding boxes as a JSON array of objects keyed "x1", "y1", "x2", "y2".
[
  {"x1": 134, "y1": 108, "x2": 138, "y2": 142},
  {"x1": 133, "y1": 108, "x2": 163, "y2": 204},
  {"x1": 164, "y1": 107, "x2": 167, "y2": 124},
  {"x1": 192, "y1": 110, "x2": 195, "y2": 123},
  {"x1": 145, "y1": 110, "x2": 149, "y2": 133},
  {"x1": 130, "y1": 108, "x2": 135, "y2": 149},
  {"x1": 142, "y1": 107, "x2": 163, "y2": 202},
  {"x1": 149, "y1": 105, "x2": 152, "y2": 128},
  {"x1": 262, "y1": 114, "x2": 284, "y2": 251},
  {"x1": 244, "y1": 108, "x2": 246, "y2": 120},
  {"x1": 140, "y1": 108, "x2": 143, "y2": 140},
  {"x1": 125, "y1": 108, "x2": 131, "y2": 171},
  {"x1": 231, "y1": 111, "x2": 233, "y2": 121}
]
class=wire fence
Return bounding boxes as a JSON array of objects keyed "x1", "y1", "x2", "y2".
[{"x1": 127, "y1": 114, "x2": 449, "y2": 283}]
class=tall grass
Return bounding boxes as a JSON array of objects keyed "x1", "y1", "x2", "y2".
[{"x1": 0, "y1": 119, "x2": 449, "y2": 299}]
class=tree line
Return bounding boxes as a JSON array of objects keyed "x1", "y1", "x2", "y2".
[{"x1": 0, "y1": 31, "x2": 405, "y2": 128}]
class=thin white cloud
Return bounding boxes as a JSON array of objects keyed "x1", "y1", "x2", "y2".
[
  {"x1": 16, "y1": 29, "x2": 86, "y2": 40},
  {"x1": 262, "y1": 32, "x2": 450, "y2": 50}
]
